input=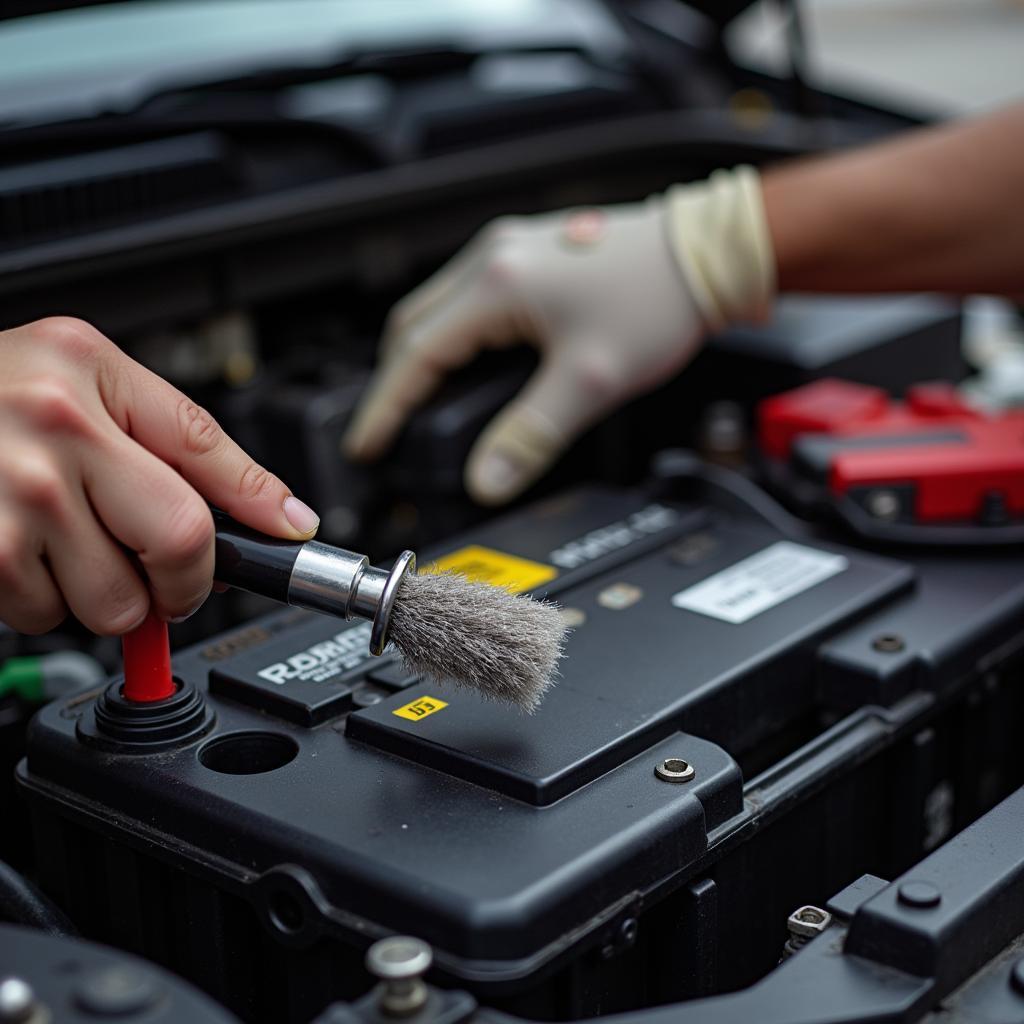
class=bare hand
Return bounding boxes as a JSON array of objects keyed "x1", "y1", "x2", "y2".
[{"x1": 0, "y1": 317, "x2": 319, "y2": 634}]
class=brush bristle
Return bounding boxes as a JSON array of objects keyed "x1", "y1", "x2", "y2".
[{"x1": 387, "y1": 571, "x2": 567, "y2": 712}]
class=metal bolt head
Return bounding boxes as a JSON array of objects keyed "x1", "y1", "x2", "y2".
[
  {"x1": 787, "y1": 906, "x2": 832, "y2": 939},
  {"x1": 597, "y1": 583, "x2": 643, "y2": 611},
  {"x1": 74, "y1": 965, "x2": 160, "y2": 1016},
  {"x1": 366, "y1": 937, "x2": 432, "y2": 981},
  {"x1": 0, "y1": 979, "x2": 35, "y2": 1023},
  {"x1": 872, "y1": 633, "x2": 905, "y2": 654},
  {"x1": 668, "y1": 533, "x2": 718, "y2": 567},
  {"x1": 367, "y1": 937, "x2": 433, "y2": 1017},
  {"x1": 655, "y1": 758, "x2": 695, "y2": 783},
  {"x1": 866, "y1": 489, "x2": 901, "y2": 521}
]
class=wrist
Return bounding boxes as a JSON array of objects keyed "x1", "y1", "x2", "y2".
[{"x1": 662, "y1": 165, "x2": 776, "y2": 330}]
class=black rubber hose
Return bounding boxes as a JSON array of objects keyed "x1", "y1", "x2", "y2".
[
  {"x1": 0, "y1": 859, "x2": 77, "y2": 936},
  {"x1": 651, "y1": 449, "x2": 805, "y2": 538}
]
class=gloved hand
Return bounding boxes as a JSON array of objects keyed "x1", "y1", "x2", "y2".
[
  {"x1": 0, "y1": 317, "x2": 319, "y2": 635},
  {"x1": 343, "y1": 165, "x2": 774, "y2": 504}
]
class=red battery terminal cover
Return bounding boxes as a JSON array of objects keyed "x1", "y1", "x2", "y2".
[
  {"x1": 758, "y1": 378, "x2": 1024, "y2": 525},
  {"x1": 121, "y1": 609, "x2": 176, "y2": 703}
]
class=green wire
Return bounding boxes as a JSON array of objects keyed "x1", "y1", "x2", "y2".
[{"x1": 0, "y1": 656, "x2": 45, "y2": 701}]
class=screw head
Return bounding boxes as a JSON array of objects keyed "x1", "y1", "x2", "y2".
[
  {"x1": 866, "y1": 489, "x2": 901, "y2": 521},
  {"x1": 873, "y1": 633, "x2": 905, "y2": 654},
  {"x1": 0, "y1": 979, "x2": 35, "y2": 1023},
  {"x1": 559, "y1": 607, "x2": 587, "y2": 629},
  {"x1": 668, "y1": 533, "x2": 718, "y2": 566},
  {"x1": 898, "y1": 881, "x2": 942, "y2": 909},
  {"x1": 597, "y1": 583, "x2": 643, "y2": 611},
  {"x1": 655, "y1": 758, "x2": 695, "y2": 783},
  {"x1": 787, "y1": 906, "x2": 832, "y2": 938},
  {"x1": 366, "y1": 937, "x2": 432, "y2": 981},
  {"x1": 74, "y1": 965, "x2": 160, "y2": 1017}
]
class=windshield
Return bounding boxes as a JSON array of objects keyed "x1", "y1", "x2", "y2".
[{"x1": 0, "y1": 0, "x2": 628, "y2": 125}]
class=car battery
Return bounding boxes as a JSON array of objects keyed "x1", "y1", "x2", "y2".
[{"x1": 18, "y1": 483, "x2": 1024, "y2": 1024}]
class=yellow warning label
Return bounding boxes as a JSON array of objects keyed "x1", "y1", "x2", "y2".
[
  {"x1": 393, "y1": 696, "x2": 449, "y2": 722},
  {"x1": 428, "y1": 545, "x2": 557, "y2": 594}
]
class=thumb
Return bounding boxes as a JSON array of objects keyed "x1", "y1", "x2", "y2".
[{"x1": 465, "y1": 353, "x2": 603, "y2": 505}]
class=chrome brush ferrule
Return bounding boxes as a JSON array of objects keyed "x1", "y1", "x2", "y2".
[{"x1": 288, "y1": 543, "x2": 417, "y2": 655}]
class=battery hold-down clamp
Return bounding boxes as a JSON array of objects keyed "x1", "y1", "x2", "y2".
[
  {"x1": 758, "y1": 378, "x2": 1024, "y2": 546},
  {"x1": 77, "y1": 609, "x2": 214, "y2": 752}
]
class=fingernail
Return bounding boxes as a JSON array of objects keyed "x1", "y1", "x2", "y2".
[
  {"x1": 168, "y1": 593, "x2": 210, "y2": 624},
  {"x1": 124, "y1": 608, "x2": 150, "y2": 633},
  {"x1": 470, "y1": 452, "x2": 522, "y2": 502},
  {"x1": 341, "y1": 424, "x2": 375, "y2": 462},
  {"x1": 284, "y1": 495, "x2": 320, "y2": 536}
]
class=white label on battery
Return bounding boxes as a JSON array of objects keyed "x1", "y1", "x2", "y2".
[{"x1": 671, "y1": 542, "x2": 848, "y2": 624}]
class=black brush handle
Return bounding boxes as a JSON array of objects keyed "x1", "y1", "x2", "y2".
[{"x1": 212, "y1": 512, "x2": 302, "y2": 603}]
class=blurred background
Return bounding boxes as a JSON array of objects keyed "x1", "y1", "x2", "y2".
[
  {"x1": 732, "y1": 0, "x2": 1024, "y2": 113},
  {"x1": 0, "y1": 0, "x2": 1022, "y2": 669}
]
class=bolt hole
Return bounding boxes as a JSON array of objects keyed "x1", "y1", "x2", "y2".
[
  {"x1": 268, "y1": 891, "x2": 304, "y2": 935},
  {"x1": 796, "y1": 909, "x2": 824, "y2": 924},
  {"x1": 663, "y1": 758, "x2": 689, "y2": 773},
  {"x1": 199, "y1": 732, "x2": 298, "y2": 775}
]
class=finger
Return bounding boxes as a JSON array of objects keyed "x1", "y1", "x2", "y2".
[
  {"x1": 343, "y1": 284, "x2": 521, "y2": 460},
  {"x1": 44, "y1": 487, "x2": 151, "y2": 635},
  {"x1": 0, "y1": 519, "x2": 66, "y2": 634},
  {"x1": 464, "y1": 346, "x2": 618, "y2": 505},
  {"x1": 384, "y1": 217, "x2": 521, "y2": 345},
  {"x1": 342, "y1": 352, "x2": 448, "y2": 462},
  {"x1": 82, "y1": 433, "x2": 216, "y2": 622},
  {"x1": 101, "y1": 361, "x2": 317, "y2": 541}
]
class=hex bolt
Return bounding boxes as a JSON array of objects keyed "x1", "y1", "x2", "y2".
[
  {"x1": 782, "y1": 906, "x2": 832, "y2": 959},
  {"x1": 866, "y1": 489, "x2": 901, "y2": 521},
  {"x1": 872, "y1": 633, "x2": 905, "y2": 654},
  {"x1": 0, "y1": 979, "x2": 36, "y2": 1024},
  {"x1": 366, "y1": 937, "x2": 433, "y2": 1017},
  {"x1": 654, "y1": 758, "x2": 695, "y2": 783}
]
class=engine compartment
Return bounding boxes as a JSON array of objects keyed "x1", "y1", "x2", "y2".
[{"x1": 3, "y1": 5, "x2": 1023, "y2": 1024}]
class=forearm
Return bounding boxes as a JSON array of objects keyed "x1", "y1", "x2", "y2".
[{"x1": 762, "y1": 104, "x2": 1024, "y2": 297}]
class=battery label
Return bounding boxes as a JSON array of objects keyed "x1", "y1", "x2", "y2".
[
  {"x1": 257, "y1": 621, "x2": 375, "y2": 684},
  {"x1": 428, "y1": 545, "x2": 557, "y2": 594},
  {"x1": 549, "y1": 504, "x2": 679, "y2": 570},
  {"x1": 671, "y1": 542, "x2": 848, "y2": 624},
  {"x1": 393, "y1": 696, "x2": 449, "y2": 721}
]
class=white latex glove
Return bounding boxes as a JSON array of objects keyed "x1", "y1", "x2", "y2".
[{"x1": 343, "y1": 165, "x2": 774, "y2": 504}]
